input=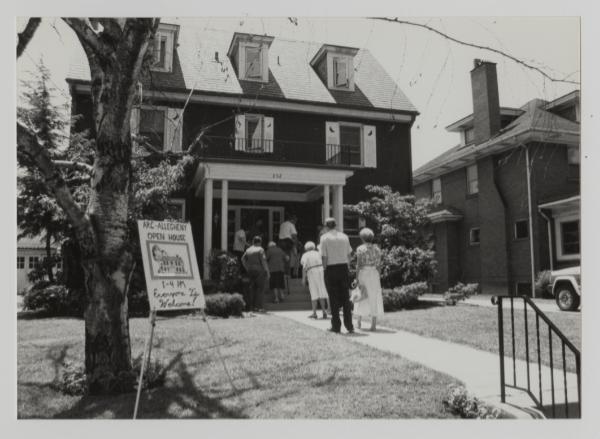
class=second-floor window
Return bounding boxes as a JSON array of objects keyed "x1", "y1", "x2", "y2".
[
  {"x1": 131, "y1": 106, "x2": 183, "y2": 152},
  {"x1": 432, "y1": 178, "x2": 442, "y2": 204},
  {"x1": 234, "y1": 114, "x2": 274, "y2": 154},
  {"x1": 139, "y1": 109, "x2": 165, "y2": 149},
  {"x1": 325, "y1": 121, "x2": 376, "y2": 168},
  {"x1": 466, "y1": 164, "x2": 479, "y2": 195},
  {"x1": 469, "y1": 228, "x2": 480, "y2": 246}
]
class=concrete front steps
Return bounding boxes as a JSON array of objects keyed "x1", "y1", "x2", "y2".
[{"x1": 265, "y1": 277, "x2": 313, "y2": 311}]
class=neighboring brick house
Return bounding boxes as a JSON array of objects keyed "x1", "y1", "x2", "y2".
[
  {"x1": 413, "y1": 60, "x2": 580, "y2": 296},
  {"x1": 66, "y1": 20, "x2": 418, "y2": 278}
]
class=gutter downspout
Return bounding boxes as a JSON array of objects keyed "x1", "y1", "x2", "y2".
[
  {"x1": 538, "y1": 209, "x2": 554, "y2": 271},
  {"x1": 524, "y1": 144, "x2": 536, "y2": 297}
]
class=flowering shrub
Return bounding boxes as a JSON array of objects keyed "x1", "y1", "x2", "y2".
[
  {"x1": 444, "y1": 282, "x2": 479, "y2": 306},
  {"x1": 23, "y1": 282, "x2": 84, "y2": 316},
  {"x1": 379, "y1": 246, "x2": 437, "y2": 288},
  {"x1": 208, "y1": 250, "x2": 242, "y2": 293},
  {"x1": 442, "y1": 385, "x2": 501, "y2": 419},
  {"x1": 205, "y1": 293, "x2": 245, "y2": 318},
  {"x1": 382, "y1": 282, "x2": 429, "y2": 311}
]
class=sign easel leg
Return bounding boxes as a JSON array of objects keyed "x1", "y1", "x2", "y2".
[{"x1": 133, "y1": 310, "x2": 157, "y2": 419}]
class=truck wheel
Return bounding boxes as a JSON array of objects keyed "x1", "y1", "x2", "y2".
[{"x1": 555, "y1": 285, "x2": 580, "y2": 311}]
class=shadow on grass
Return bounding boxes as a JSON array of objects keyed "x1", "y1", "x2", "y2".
[{"x1": 51, "y1": 351, "x2": 248, "y2": 419}]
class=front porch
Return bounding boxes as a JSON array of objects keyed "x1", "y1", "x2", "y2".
[{"x1": 191, "y1": 161, "x2": 354, "y2": 278}]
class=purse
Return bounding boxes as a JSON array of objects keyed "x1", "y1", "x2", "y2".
[{"x1": 350, "y1": 282, "x2": 368, "y2": 303}]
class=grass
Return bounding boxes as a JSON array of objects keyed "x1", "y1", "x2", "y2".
[
  {"x1": 379, "y1": 302, "x2": 581, "y2": 372},
  {"x1": 18, "y1": 314, "x2": 460, "y2": 419}
]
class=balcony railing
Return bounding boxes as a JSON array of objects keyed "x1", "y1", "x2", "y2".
[{"x1": 197, "y1": 136, "x2": 362, "y2": 167}]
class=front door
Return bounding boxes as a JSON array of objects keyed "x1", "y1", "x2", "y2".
[{"x1": 227, "y1": 205, "x2": 285, "y2": 249}]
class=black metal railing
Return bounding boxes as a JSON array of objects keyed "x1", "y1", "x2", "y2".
[
  {"x1": 197, "y1": 136, "x2": 362, "y2": 167},
  {"x1": 493, "y1": 295, "x2": 581, "y2": 418}
]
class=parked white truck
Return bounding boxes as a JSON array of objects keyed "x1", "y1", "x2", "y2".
[{"x1": 550, "y1": 266, "x2": 581, "y2": 311}]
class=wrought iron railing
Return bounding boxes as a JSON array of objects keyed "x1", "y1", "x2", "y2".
[
  {"x1": 493, "y1": 295, "x2": 581, "y2": 418},
  {"x1": 197, "y1": 136, "x2": 362, "y2": 167}
]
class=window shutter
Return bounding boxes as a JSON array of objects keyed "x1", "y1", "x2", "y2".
[
  {"x1": 362, "y1": 125, "x2": 377, "y2": 167},
  {"x1": 165, "y1": 108, "x2": 183, "y2": 151},
  {"x1": 325, "y1": 122, "x2": 340, "y2": 163},
  {"x1": 263, "y1": 116, "x2": 274, "y2": 153},
  {"x1": 261, "y1": 44, "x2": 269, "y2": 82},
  {"x1": 130, "y1": 107, "x2": 140, "y2": 143},
  {"x1": 235, "y1": 114, "x2": 246, "y2": 151}
]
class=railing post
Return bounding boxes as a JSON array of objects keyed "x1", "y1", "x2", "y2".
[
  {"x1": 496, "y1": 296, "x2": 506, "y2": 403},
  {"x1": 549, "y1": 328, "x2": 556, "y2": 417},
  {"x1": 524, "y1": 298, "x2": 531, "y2": 393},
  {"x1": 510, "y1": 296, "x2": 516, "y2": 386}
]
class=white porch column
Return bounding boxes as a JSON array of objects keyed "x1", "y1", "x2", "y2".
[
  {"x1": 323, "y1": 184, "x2": 330, "y2": 222},
  {"x1": 203, "y1": 179, "x2": 213, "y2": 279},
  {"x1": 333, "y1": 185, "x2": 344, "y2": 233},
  {"x1": 221, "y1": 180, "x2": 228, "y2": 251}
]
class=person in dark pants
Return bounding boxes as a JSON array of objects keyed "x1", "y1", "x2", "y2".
[
  {"x1": 319, "y1": 217, "x2": 354, "y2": 333},
  {"x1": 241, "y1": 236, "x2": 270, "y2": 312}
]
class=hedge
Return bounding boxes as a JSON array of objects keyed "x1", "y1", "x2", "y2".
[{"x1": 382, "y1": 282, "x2": 429, "y2": 311}]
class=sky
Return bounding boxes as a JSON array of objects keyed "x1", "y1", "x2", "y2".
[{"x1": 16, "y1": 16, "x2": 580, "y2": 170}]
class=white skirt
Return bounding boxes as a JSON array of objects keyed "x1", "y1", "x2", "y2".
[
  {"x1": 354, "y1": 266, "x2": 384, "y2": 318},
  {"x1": 306, "y1": 266, "x2": 329, "y2": 301}
]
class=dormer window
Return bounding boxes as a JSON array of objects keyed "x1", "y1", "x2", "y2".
[
  {"x1": 311, "y1": 44, "x2": 359, "y2": 92},
  {"x1": 228, "y1": 33, "x2": 274, "y2": 83},
  {"x1": 151, "y1": 24, "x2": 178, "y2": 73}
]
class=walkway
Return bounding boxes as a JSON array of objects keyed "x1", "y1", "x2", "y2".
[{"x1": 273, "y1": 310, "x2": 579, "y2": 418}]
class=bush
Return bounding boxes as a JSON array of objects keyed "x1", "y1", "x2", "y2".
[
  {"x1": 379, "y1": 246, "x2": 437, "y2": 288},
  {"x1": 535, "y1": 270, "x2": 553, "y2": 298},
  {"x1": 128, "y1": 288, "x2": 150, "y2": 317},
  {"x1": 205, "y1": 293, "x2": 245, "y2": 318},
  {"x1": 208, "y1": 250, "x2": 242, "y2": 293},
  {"x1": 382, "y1": 282, "x2": 429, "y2": 311},
  {"x1": 442, "y1": 384, "x2": 501, "y2": 419},
  {"x1": 23, "y1": 282, "x2": 84, "y2": 316},
  {"x1": 444, "y1": 282, "x2": 479, "y2": 306}
]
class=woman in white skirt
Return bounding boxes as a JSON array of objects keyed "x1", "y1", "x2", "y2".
[
  {"x1": 354, "y1": 228, "x2": 384, "y2": 331},
  {"x1": 300, "y1": 241, "x2": 330, "y2": 319}
]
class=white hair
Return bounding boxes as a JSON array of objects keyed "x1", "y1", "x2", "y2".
[
  {"x1": 359, "y1": 227, "x2": 375, "y2": 243},
  {"x1": 304, "y1": 241, "x2": 316, "y2": 251}
]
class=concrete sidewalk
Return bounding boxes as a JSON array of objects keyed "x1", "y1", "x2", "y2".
[{"x1": 273, "y1": 310, "x2": 579, "y2": 418}]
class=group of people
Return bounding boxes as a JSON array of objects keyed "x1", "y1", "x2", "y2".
[{"x1": 237, "y1": 214, "x2": 384, "y2": 333}]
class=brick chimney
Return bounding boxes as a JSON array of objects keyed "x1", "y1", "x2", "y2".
[{"x1": 470, "y1": 59, "x2": 501, "y2": 144}]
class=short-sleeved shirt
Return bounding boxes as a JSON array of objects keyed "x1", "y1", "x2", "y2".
[
  {"x1": 300, "y1": 250, "x2": 322, "y2": 270},
  {"x1": 356, "y1": 243, "x2": 382, "y2": 268},
  {"x1": 233, "y1": 229, "x2": 247, "y2": 252},
  {"x1": 266, "y1": 245, "x2": 286, "y2": 273},
  {"x1": 278, "y1": 221, "x2": 297, "y2": 240},
  {"x1": 319, "y1": 230, "x2": 352, "y2": 266},
  {"x1": 242, "y1": 245, "x2": 267, "y2": 272}
]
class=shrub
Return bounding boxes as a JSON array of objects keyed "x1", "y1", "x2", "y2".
[
  {"x1": 208, "y1": 250, "x2": 242, "y2": 293},
  {"x1": 23, "y1": 282, "x2": 84, "y2": 316},
  {"x1": 205, "y1": 293, "x2": 245, "y2": 318},
  {"x1": 379, "y1": 246, "x2": 437, "y2": 288},
  {"x1": 442, "y1": 384, "x2": 501, "y2": 419},
  {"x1": 382, "y1": 282, "x2": 429, "y2": 311},
  {"x1": 128, "y1": 288, "x2": 150, "y2": 317},
  {"x1": 444, "y1": 282, "x2": 479, "y2": 306},
  {"x1": 535, "y1": 270, "x2": 553, "y2": 298}
]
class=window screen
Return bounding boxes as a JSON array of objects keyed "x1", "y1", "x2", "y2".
[{"x1": 340, "y1": 125, "x2": 361, "y2": 165}]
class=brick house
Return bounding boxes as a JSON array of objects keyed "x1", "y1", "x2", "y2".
[
  {"x1": 66, "y1": 20, "x2": 418, "y2": 278},
  {"x1": 413, "y1": 60, "x2": 580, "y2": 296}
]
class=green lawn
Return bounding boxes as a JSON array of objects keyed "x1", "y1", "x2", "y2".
[
  {"x1": 379, "y1": 303, "x2": 581, "y2": 372},
  {"x1": 18, "y1": 314, "x2": 459, "y2": 419}
]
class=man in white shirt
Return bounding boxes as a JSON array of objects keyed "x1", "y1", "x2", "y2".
[
  {"x1": 319, "y1": 217, "x2": 354, "y2": 333},
  {"x1": 278, "y1": 214, "x2": 298, "y2": 273}
]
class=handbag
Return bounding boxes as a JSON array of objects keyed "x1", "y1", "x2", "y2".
[{"x1": 350, "y1": 282, "x2": 368, "y2": 303}]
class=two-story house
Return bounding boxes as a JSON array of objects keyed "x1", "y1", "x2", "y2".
[
  {"x1": 413, "y1": 59, "x2": 580, "y2": 296},
  {"x1": 66, "y1": 20, "x2": 418, "y2": 278}
]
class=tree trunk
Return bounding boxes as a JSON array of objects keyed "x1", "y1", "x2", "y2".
[{"x1": 45, "y1": 232, "x2": 55, "y2": 282}]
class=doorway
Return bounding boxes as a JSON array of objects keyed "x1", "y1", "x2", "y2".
[{"x1": 227, "y1": 205, "x2": 284, "y2": 249}]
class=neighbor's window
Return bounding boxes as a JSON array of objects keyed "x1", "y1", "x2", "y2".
[
  {"x1": 139, "y1": 109, "x2": 165, "y2": 149},
  {"x1": 515, "y1": 220, "x2": 529, "y2": 240},
  {"x1": 28, "y1": 256, "x2": 39, "y2": 269},
  {"x1": 561, "y1": 220, "x2": 580, "y2": 255},
  {"x1": 339, "y1": 124, "x2": 362, "y2": 166},
  {"x1": 333, "y1": 56, "x2": 349, "y2": 88},
  {"x1": 466, "y1": 164, "x2": 479, "y2": 195},
  {"x1": 244, "y1": 45, "x2": 262, "y2": 79},
  {"x1": 432, "y1": 178, "x2": 442, "y2": 204},
  {"x1": 469, "y1": 227, "x2": 480, "y2": 245},
  {"x1": 17, "y1": 256, "x2": 25, "y2": 269}
]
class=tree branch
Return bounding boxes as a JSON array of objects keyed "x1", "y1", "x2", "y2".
[
  {"x1": 53, "y1": 159, "x2": 93, "y2": 173},
  {"x1": 62, "y1": 17, "x2": 115, "y2": 60},
  {"x1": 17, "y1": 121, "x2": 94, "y2": 243},
  {"x1": 371, "y1": 17, "x2": 580, "y2": 86},
  {"x1": 17, "y1": 18, "x2": 41, "y2": 58}
]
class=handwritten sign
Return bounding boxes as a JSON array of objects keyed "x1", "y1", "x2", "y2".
[{"x1": 138, "y1": 220, "x2": 205, "y2": 311}]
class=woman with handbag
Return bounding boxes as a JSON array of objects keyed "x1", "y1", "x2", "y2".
[{"x1": 353, "y1": 228, "x2": 384, "y2": 331}]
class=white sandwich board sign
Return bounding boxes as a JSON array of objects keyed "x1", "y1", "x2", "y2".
[{"x1": 137, "y1": 220, "x2": 205, "y2": 311}]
